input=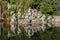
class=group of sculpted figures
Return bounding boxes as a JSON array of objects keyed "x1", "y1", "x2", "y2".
[
  {"x1": 0, "y1": 3, "x2": 56, "y2": 38},
  {"x1": 8, "y1": 8, "x2": 53, "y2": 38}
]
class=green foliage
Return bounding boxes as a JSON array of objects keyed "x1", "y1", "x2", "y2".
[
  {"x1": 31, "y1": 0, "x2": 41, "y2": 9},
  {"x1": 18, "y1": 0, "x2": 33, "y2": 15},
  {"x1": 40, "y1": 2, "x2": 54, "y2": 14},
  {"x1": 10, "y1": 0, "x2": 16, "y2": 4},
  {"x1": 52, "y1": 0, "x2": 60, "y2": 16}
]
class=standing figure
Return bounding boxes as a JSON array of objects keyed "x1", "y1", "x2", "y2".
[
  {"x1": 10, "y1": 11, "x2": 16, "y2": 33},
  {"x1": 41, "y1": 14, "x2": 46, "y2": 31}
]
